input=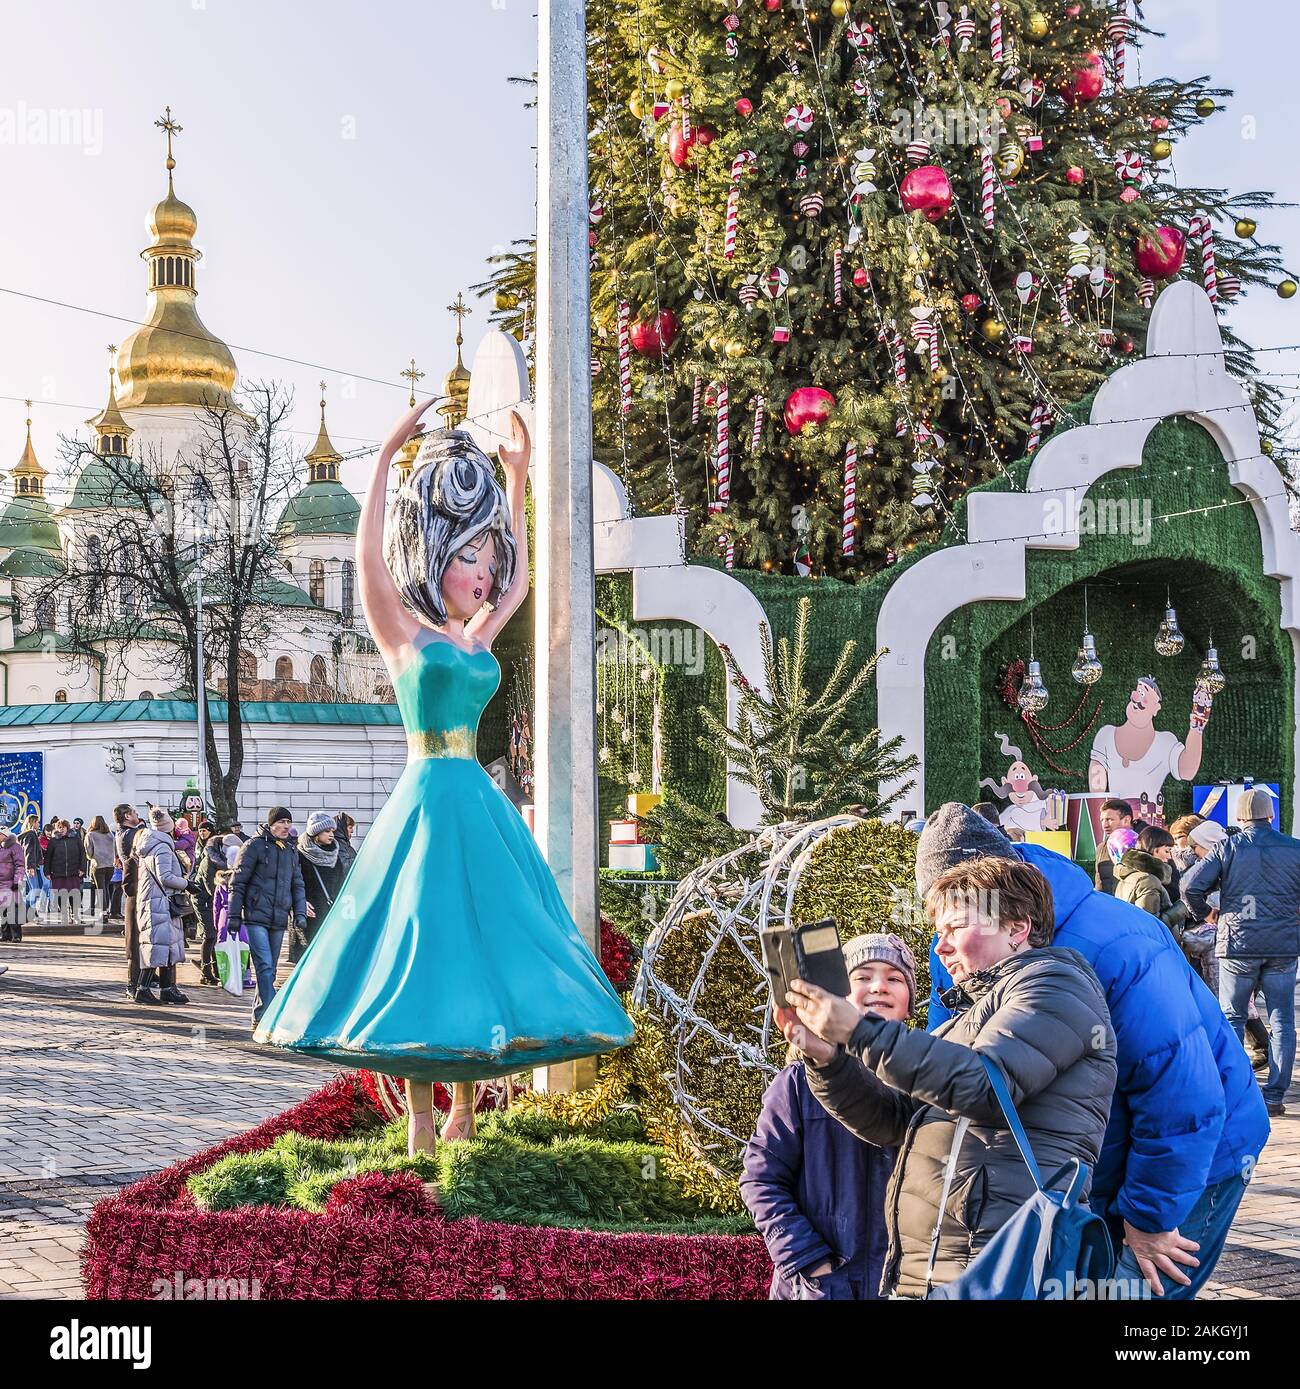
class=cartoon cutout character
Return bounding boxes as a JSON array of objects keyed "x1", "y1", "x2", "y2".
[
  {"x1": 979, "y1": 733, "x2": 1065, "y2": 834},
  {"x1": 1088, "y1": 673, "x2": 1208, "y2": 804}
]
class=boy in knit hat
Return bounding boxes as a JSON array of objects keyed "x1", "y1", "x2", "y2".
[{"x1": 740, "y1": 932, "x2": 914, "y2": 1300}]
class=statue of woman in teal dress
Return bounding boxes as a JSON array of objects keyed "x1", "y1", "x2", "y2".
[{"x1": 254, "y1": 400, "x2": 634, "y2": 1154}]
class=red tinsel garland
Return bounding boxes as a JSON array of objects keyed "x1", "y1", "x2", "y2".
[
  {"x1": 996, "y1": 658, "x2": 1103, "y2": 778},
  {"x1": 80, "y1": 1075, "x2": 772, "y2": 1301}
]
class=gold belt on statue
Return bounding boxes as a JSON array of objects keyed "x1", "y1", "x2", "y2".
[{"x1": 407, "y1": 727, "x2": 477, "y2": 760}]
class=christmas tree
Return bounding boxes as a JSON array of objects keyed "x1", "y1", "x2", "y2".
[{"x1": 482, "y1": 0, "x2": 1291, "y2": 577}]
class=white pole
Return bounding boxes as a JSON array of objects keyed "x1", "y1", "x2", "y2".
[
  {"x1": 534, "y1": 0, "x2": 598, "y2": 1094},
  {"x1": 195, "y1": 561, "x2": 207, "y2": 814}
]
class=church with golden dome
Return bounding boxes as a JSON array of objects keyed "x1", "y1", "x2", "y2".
[{"x1": 0, "y1": 111, "x2": 473, "y2": 829}]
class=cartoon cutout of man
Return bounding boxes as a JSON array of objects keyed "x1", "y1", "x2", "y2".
[
  {"x1": 1088, "y1": 673, "x2": 1209, "y2": 804},
  {"x1": 979, "y1": 733, "x2": 1065, "y2": 834}
]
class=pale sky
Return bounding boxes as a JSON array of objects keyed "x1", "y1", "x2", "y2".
[{"x1": 0, "y1": 1, "x2": 1294, "y2": 505}]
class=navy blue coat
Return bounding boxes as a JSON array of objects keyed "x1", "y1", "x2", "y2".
[
  {"x1": 1181, "y1": 824, "x2": 1300, "y2": 959},
  {"x1": 740, "y1": 1061, "x2": 893, "y2": 1299},
  {"x1": 927, "y1": 843, "x2": 1268, "y2": 1235}
]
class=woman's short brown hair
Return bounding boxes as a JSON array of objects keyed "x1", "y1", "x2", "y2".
[
  {"x1": 924, "y1": 857, "x2": 1055, "y2": 948},
  {"x1": 1169, "y1": 814, "x2": 1203, "y2": 841}
]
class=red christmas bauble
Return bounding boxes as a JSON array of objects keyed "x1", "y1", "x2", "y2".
[
  {"x1": 1134, "y1": 225, "x2": 1187, "y2": 280},
  {"x1": 695, "y1": 124, "x2": 717, "y2": 147},
  {"x1": 853, "y1": 267, "x2": 870, "y2": 288},
  {"x1": 736, "y1": 97, "x2": 754, "y2": 117},
  {"x1": 961, "y1": 293, "x2": 983, "y2": 313},
  {"x1": 668, "y1": 122, "x2": 697, "y2": 168},
  {"x1": 1060, "y1": 53, "x2": 1105, "y2": 108},
  {"x1": 783, "y1": 386, "x2": 836, "y2": 434},
  {"x1": 765, "y1": 0, "x2": 781, "y2": 10},
  {"x1": 1066, "y1": 166, "x2": 1085, "y2": 186},
  {"x1": 629, "y1": 309, "x2": 679, "y2": 355},
  {"x1": 588, "y1": 230, "x2": 597, "y2": 247},
  {"x1": 1151, "y1": 116, "x2": 1170, "y2": 132},
  {"x1": 899, "y1": 164, "x2": 953, "y2": 222}
]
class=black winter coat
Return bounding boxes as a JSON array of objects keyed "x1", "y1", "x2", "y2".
[
  {"x1": 806, "y1": 946, "x2": 1116, "y2": 1299},
  {"x1": 18, "y1": 829, "x2": 42, "y2": 870},
  {"x1": 43, "y1": 833, "x2": 87, "y2": 880},
  {"x1": 228, "y1": 828, "x2": 307, "y2": 930},
  {"x1": 297, "y1": 848, "x2": 347, "y2": 924}
]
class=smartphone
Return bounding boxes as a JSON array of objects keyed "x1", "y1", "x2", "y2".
[{"x1": 760, "y1": 917, "x2": 851, "y2": 1011}]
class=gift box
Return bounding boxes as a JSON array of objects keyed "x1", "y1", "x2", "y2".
[
  {"x1": 1024, "y1": 830, "x2": 1072, "y2": 858},
  {"x1": 608, "y1": 843, "x2": 659, "y2": 872},
  {"x1": 609, "y1": 819, "x2": 641, "y2": 845},
  {"x1": 1193, "y1": 782, "x2": 1280, "y2": 831},
  {"x1": 627, "y1": 792, "x2": 663, "y2": 818}
]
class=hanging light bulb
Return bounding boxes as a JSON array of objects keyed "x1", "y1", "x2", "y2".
[
  {"x1": 1018, "y1": 659, "x2": 1050, "y2": 714},
  {"x1": 1155, "y1": 589, "x2": 1185, "y2": 656},
  {"x1": 1071, "y1": 585, "x2": 1103, "y2": 685},
  {"x1": 1017, "y1": 614, "x2": 1049, "y2": 713},
  {"x1": 1198, "y1": 636, "x2": 1227, "y2": 695}
]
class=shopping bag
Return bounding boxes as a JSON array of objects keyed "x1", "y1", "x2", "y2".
[{"x1": 217, "y1": 934, "x2": 244, "y2": 996}]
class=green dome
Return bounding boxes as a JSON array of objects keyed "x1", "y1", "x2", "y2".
[
  {"x1": 277, "y1": 480, "x2": 360, "y2": 538},
  {"x1": 0, "y1": 548, "x2": 66, "y2": 578},
  {"x1": 0, "y1": 495, "x2": 61, "y2": 551},
  {"x1": 66, "y1": 457, "x2": 149, "y2": 511}
]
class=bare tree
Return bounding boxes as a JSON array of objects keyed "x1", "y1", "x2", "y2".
[{"x1": 37, "y1": 382, "x2": 322, "y2": 825}]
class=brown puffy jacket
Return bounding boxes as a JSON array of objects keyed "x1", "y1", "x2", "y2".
[{"x1": 806, "y1": 946, "x2": 1116, "y2": 1299}]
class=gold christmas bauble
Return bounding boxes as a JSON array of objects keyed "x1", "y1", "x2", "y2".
[
  {"x1": 998, "y1": 140, "x2": 1025, "y2": 178},
  {"x1": 628, "y1": 95, "x2": 644, "y2": 119},
  {"x1": 708, "y1": 333, "x2": 724, "y2": 352},
  {"x1": 1150, "y1": 138, "x2": 1173, "y2": 160},
  {"x1": 493, "y1": 289, "x2": 517, "y2": 311},
  {"x1": 1279, "y1": 279, "x2": 1299, "y2": 300},
  {"x1": 831, "y1": 0, "x2": 851, "y2": 16},
  {"x1": 1262, "y1": 439, "x2": 1276, "y2": 455},
  {"x1": 980, "y1": 317, "x2": 1007, "y2": 343},
  {"x1": 665, "y1": 78, "x2": 685, "y2": 101},
  {"x1": 725, "y1": 340, "x2": 746, "y2": 358},
  {"x1": 1027, "y1": 11, "x2": 1049, "y2": 39},
  {"x1": 1236, "y1": 217, "x2": 1258, "y2": 238},
  {"x1": 1196, "y1": 97, "x2": 1217, "y2": 117}
]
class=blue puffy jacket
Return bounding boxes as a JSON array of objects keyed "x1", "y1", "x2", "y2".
[
  {"x1": 1181, "y1": 824, "x2": 1300, "y2": 959},
  {"x1": 927, "y1": 843, "x2": 1269, "y2": 1234},
  {"x1": 740, "y1": 1062, "x2": 893, "y2": 1299}
]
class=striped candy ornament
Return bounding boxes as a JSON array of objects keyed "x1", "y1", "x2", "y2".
[
  {"x1": 891, "y1": 330, "x2": 908, "y2": 386},
  {"x1": 980, "y1": 146, "x2": 996, "y2": 230},
  {"x1": 617, "y1": 300, "x2": 633, "y2": 414},
  {"x1": 1108, "y1": 9, "x2": 1130, "y2": 88},
  {"x1": 954, "y1": 7, "x2": 976, "y2": 51},
  {"x1": 750, "y1": 394, "x2": 766, "y2": 453},
  {"x1": 1139, "y1": 276, "x2": 1156, "y2": 308},
  {"x1": 1114, "y1": 149, "x2": 1143, "y2": 185},
  {"x1": 1216, "y1": 273, "x2": 1242, "y2": 301},
  {"x1": 715, "y1": 382, "x2": 731, "y2": 512},
  {"x1": 1027, "y1": 401, "x2": 1050, "y2": 453},
  {"x1": 1059, "y1": 279, "x2": 1074, "y2": 327},
  {"x1": 692, "y1": 373, "x2": 703, "y2": 425},
  {"x1": 833, "y1": 244, "x2": 843, "y2": 305},
  {"x1": 783, "y1": 104, "x2": 815, "y2": 133},
  {"x1": 680, "y1": 90, "x2": 691, "y2": 142},
  {"x1": 739, "y1": 276, "x2": 760, "y2": 309},
  {"x1": 1192, "y1": 214, "x2": 1218, "y2": 301},
  {"x1": 990, "y1": 1, "x2": 1003, "y2": 63},
  {"x1": 718, "y1": 533, "x2": 735, "y2": 570},
  {"x1": 906, "y1": 138, "x2": 932, "y2": 165},
  {"x1": 591, "y1": 356, "x2": 601, "y2": 378},
  {"x1": 799, "y1": 191, "x2": 825, "y2": 218},
  {"x1": 842, "y1": 440, "x2": 857, "y2": 557},
  {"x1": 724, "y1": 186, "x2": 740, "y2": 258},
  {"x1": 911, "y1": 314, "x2": 941, "y2": 375}
]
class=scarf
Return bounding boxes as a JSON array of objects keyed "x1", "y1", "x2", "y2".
[{"x1": 299, "y1": 838, "x2": 339, "y2": 869}]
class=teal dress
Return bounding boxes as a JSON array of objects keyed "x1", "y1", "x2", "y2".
[{"x1": 254, "y1": 636, "x2": 633, "y2": 1082}]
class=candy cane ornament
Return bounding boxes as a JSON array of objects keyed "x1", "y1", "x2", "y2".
[
  {"x1": 1192, "y1": 214, "x2": 1218, "y2": 301},
  {"x1": 724, "y1": 151, "x2": 756, "y2": 261},
  {"x1": 1059, "y1": 278, "x2": 1074, "y2": 327},
  {"x1": 1027, "y1": 401, "x2": 1049, "y2": 454},
  {"x1": 712, "y1": 382, "x2": 731, "y2": 513},
  {"x1": 833, "y1": 244, "x2": 843, "y2": 306},
  {"x1": 990, "y1": 1, "x2": 1003, "y2": 63},
  {"x1": 617, "y1": 300, "x2": 632, "y2": 414},
  {"x1": 1108, "y1": 8, "x2": 1130, "y2": 88},
  {"x1": 842, "y1": 441, "x2": 857, "y2": 557},
  {"x1": 750, "y1": 394, "x2": 766, "y2": 453},
  {"x1": 980, "y1": 146, "x2": 996, "y2": 230},
  {"x1": 692, "y1": 373, "x2": 703, "y2": 426},
  {"x1": 680, "y1": 90, "x2": 691, "y2": 142}
]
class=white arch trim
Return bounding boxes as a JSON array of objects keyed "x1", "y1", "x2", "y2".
[
  {"x1": 466, "y1": 331, "x2": 770, "y2": 828},
  {"x1": 875, "y1": 281, "x2": 1300, "y2": 823}
]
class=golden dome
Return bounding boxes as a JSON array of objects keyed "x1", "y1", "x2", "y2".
[
  {"x1": 436, "y1": 292, "x2": 472, "y2": 429},
  {"x1": 115, "y1": 109, "x2": 238, "y2": 412}
]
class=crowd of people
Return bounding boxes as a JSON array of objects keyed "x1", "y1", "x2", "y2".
[
  {"x1": 0, "y1": 803, "x2": 358, "y2": 1025},
  {"x1": 744, "y1": 790, "x2": 1295, "y2": 1301}
]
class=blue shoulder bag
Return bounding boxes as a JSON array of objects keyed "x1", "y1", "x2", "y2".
[{"x1": 927, "y1": 1053, "x2": 1114, "y2": 1300}]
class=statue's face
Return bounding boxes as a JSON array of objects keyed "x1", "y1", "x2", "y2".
[
  {"x1": 1006, "y1": 760, "x2": 1034, "y2": 796},
  {"x1": 1127, "y1": 681, "x2": 1161, "y2": 721},
  {"x1": 442, "y1": 532, "x2": 497, "y2": 623}
]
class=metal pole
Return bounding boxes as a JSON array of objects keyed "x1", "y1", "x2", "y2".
[
  {"x1": 534, "y1": 0, "x2": 598, "y2": 1093},
  {"x1": 195, "y1": 561, "x2": 207, "y2": 814}
]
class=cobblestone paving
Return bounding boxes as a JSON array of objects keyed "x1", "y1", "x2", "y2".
[{"x1": 0, "y1": 926, "x2": 1296, "y2": 1299}]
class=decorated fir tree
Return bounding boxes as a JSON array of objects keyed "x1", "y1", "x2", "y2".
[{"x1": 483, "y1": 0, "x2": 1291, "y2": 577}]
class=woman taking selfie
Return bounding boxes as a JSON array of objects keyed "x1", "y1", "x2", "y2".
[{"x1": 783, "y1": 857, "x2": 1117, "y2": 1299}]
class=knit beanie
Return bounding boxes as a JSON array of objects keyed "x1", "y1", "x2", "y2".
[
  {"x1": 1188, "y1": 821, "x2": 1228, "y2": 853},
  {"x1": 306, "y1": 810, "x2": 336, "y2": 838},
  {"x1": 915, "y1": 802, "x2": 1017, "y2": 896},
  {"x1": 224, "y1": 843, "x2": 241, "y2": 870},
  {"x1": 265, "y1": 805, "x2": 292, "y2": 828},
  {"x1": 842, "y1": 932, "x2": 917, "y2": 1012},
  {"x1": 149, "y1": 807, "x2": 175, "y2": 834}
]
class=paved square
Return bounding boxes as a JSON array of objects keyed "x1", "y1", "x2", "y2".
[{"x1": 0, "y1": 925, "x2": 1296, "y2": 1299}]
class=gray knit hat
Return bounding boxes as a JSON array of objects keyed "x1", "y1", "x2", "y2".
[
  {"x1": 915, "y1": 802, "x2": 1017, "y2": 897},
  {"x1": 305, "y1": 810, "x2": 336, "y2": 838},
  {"x1": 842, "y1": 932, "x2": 917, "y2": 1011}
]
